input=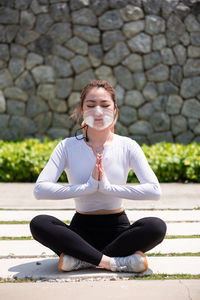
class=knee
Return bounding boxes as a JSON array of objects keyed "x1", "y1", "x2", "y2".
[
  {"x1": 29, "y1": 214, "x2": 49, "y2": 236},
  {"x1": 148, "y1": 217, "x2": 167, "y2": 242}
]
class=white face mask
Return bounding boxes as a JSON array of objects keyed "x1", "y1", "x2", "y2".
[{"x1": 83, "y1": 105, "x2": 114, "y2": 130}]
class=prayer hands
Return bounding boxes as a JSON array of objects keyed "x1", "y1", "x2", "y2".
[{"x1": 92, "y1": 154, "x2": 105, "y2": 181}]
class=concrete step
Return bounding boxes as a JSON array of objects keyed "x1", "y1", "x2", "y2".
[
  {"x1": 0, "y1": 210, "x2": 199, "y2": 222},
  {"x1": 0, "y1": 239, "x2": 199, "y2": 257},
  {"x1": 0, "y1": 222, "x2": 200, "y2": 237},
  {"x1": 0, "y1": 256, "x2": 199, "y2": 280}
]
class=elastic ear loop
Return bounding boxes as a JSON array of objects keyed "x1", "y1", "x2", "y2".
[{"x1": 75, "y1": 122, "x2": 89, "y2": 142}]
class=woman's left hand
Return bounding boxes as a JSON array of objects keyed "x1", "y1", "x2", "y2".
[{"x1": 97, "y1": 154, "x2": 105, "y2": 181}]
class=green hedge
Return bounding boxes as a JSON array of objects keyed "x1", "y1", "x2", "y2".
[{"x1": 0, "y1": 139, "x2": 200, "y2": 183}]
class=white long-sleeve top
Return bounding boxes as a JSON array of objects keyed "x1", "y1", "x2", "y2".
[{"x1": 34, "y1": 134, "x2": 161, "y2": 212}]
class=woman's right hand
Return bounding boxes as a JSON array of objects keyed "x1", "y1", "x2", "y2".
[{"x1": 92, "y1": 155, "x2": 100, "y2": 180}]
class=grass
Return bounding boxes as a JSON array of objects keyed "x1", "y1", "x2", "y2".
[{"x1": 147, "y1": 252, "x2": 200, "y2": 257}]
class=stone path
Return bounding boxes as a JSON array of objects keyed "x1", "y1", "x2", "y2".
[{"x1": 0, "y1": 208, "x2": 199, "y2": 280}]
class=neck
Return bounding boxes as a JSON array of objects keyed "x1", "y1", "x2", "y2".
[{"x1": 87, "y1": 127, "x2": 113, "y2": 145}]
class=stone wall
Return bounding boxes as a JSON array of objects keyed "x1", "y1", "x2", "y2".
[{"x1": 0, "y1": 0, "x2": 200, "y2": 144}]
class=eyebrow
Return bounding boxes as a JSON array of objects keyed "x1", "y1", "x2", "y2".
[{"x1": 86, "y1": 100, "x2": 110, "y2": 102}]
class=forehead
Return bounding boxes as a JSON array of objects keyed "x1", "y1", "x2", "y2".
[{"x1": 84, "y1": 87, "x2": 112, "y2": 102}]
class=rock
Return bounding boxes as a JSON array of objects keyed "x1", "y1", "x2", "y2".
[
  {"x1": 182, "y1": 99, "x2": 200, "y2": 119},
  {"x1": 73, "y1": 25, "x2": 100, "y2": 44},
  {"x1": 0, "y1": 90, "x2": 6, "y2": 113},
  {"x1": 95, "y1": 65, "x2": 116, "y2": 87},
  {"x1": 133, "y1": 73, "x2": 146, "y2": 91},
  {"x1": 173, "y1": 44, "x2": 186, "y2": 66},
  {"x1": 52, "y1": 45, "x2": 75, "y2": 60},
  {"x1": 179, "y1": 31, "x2": 190, "y2": 46},
  {"x1": 69, "y1": 0, "x2": 90, "y2": 11},
  {"x1": 114, "y1": 65, "x2": 134, "y2": 90},
  {"x1": 124, "y1": 90, "x2": 145, "y2": 108},
  {"x1": 153, "y1": 95, "x2": 168, "y2": 111},
  {"x1": 162, "y1": 0, "x2": 179, "y2": 19},
  {"x1": 143, "y1": 0, "x2": 162, "y2": 14},
  {"x1": 65, "y1": 37, "x2": 88, "y2": 55},
  {"x1": 171, "y1": 115, "x2": 187, "y2": 135},
  {"x1": 166, "y1": 29, "x2": 179, "y2": 47},
  {"x1": 115, "y1": 84, "x2": 125, "y2": 107},
  {"x1": 130, "y1": 135, "x2": 149, "y2": 145},
  {"x1": 175, "y1": 131, "x2": 194, "y2": 144},
  {"x1": 49, "y1": 56, "x2": 73, "y2": 78},
  {"x1": 129, "y1": 120, "x2": 152, "y2": 135},
  {"x1": 7, "y1": 100, "x2": 25, "y2": 116},
  {"x1": 10, "y1": 44, "x2": 27, "y2": 58},
  {"x1": 119, "y1": 106, "x2": 137, "y2": 125},
  {"x1": 0, "y1": 7, "x2": 19, "y2": 24},
  {"x1": 123, "y1": 20, "x2": 145, "y2": 38},
  {"x1": 128, "y1": 33, "x2": 152, "y2": 54},
  {"x1": 48, "y1": 98, "x2": 67, "y2": 112},
  {"x1": 56, "y1": 78, "x2": 73, "y2": 99},
  {"x1": 103, "y1": 42, "x2": 130, "y2": 66},
  {"x1": 109, "y1": 0, "x2": 128, "y2": 8},
  {"x1": 16, "y1": 29, "x2": 40, "y2": 45},
  {"x1": 185, "y1": 14, "x2": 200, "y2": 32},
  {"x1": 33, "y1": 35, "x2": 54, "y2": 56},
  {"x1": 10, "y1": 116, "x2": 37, "y2": 136},
  {"x1": 151, "y1": 111, "x2": 170, "y2": 132},
  {"x1": 15, "y1": 0, "x2": 32, "y2": 9},
  {"x1": 102, "y1": 30, "x2": 125, "y2": 51},
  {"x1": 27, "y1": 95, "x2": 49, "y2": 118},
  {"x1": 146, "y1": 64, "x2": 169, "y2": 82},
  {"x1": 160, "y1": 48, "x2": 176, "y2": 65},
  {"x1": 48, "y1": 23, "x2": 72, "y2": 44},
  {"x1": 52, "y1": 113, "x2": 73, "y2": 129},
  {"x1": 37, "y1": 84, "x2": 55, "y2": 101},
  {"x1": 114, "y1": 122, "x2": 129, "y2": 136},
  {"x1": 26, "y1": 52, "x2": 43, "y2": 70},
  {"x1": 174, "y1": 3, "x2": 190, "y2": 19},
  {"x1": 152, "y1": 34, "x2": 166, "y2": 50},
  {"x1": 194, "y1": 123, "x2": 200, "y2": 135},
  {"x1": 31, "y1": 0, "x2": 48, "y2": 14},
  {"x1": 15, "y1": 70, "x2": 35, "y2": 95},
  {"x1": 180, "y1": 77, "x2": 200, "y2": 98},
  {"x1": 183, "y1": 59, "x2": 200, "y2": 77},
  {"x1": 120, "y1": 5, "x2": 144, "y2": 21},
  {"x1": 190, "y1": 32, "x2": 200, "y2": 46},
  {"x1": 47, "y1": 128, "x2": 69, "y2": 139},
  {"x1": 170, "y1": 65, "x2": 183, "y2": 86},
  {"x1": 88, "y1": 45, "x2": 103, "y2": 67},
  {"x1": 0, "y1": 69, "x2": 13, "y2": 89},
  {"x1": 6, "y1": 25, "x2": 19, "y2": 43},
  {"x1": 144, "y1": 52, "x2": 161, "y2": 70},
  {"x1": 157, "y1": 81, "x2": 178, "y2": 95},
  {"x1": 20, "y1": 10, "x2": 36, "y2": 29},
  {"x1": 0, "y1": 114, "x2": 9, "y2": 130},
  {"x1": 4, "y1": 87, "x2": 28, "y2": 102},
  {"x1": 73, "y1": 69, "x2": 95, "y2": 91},
  {"x1": 34, "y1": 112, "x2": 52, "y2": 133},
  {"x1": 50, "y1": 2, "x2": 70, "y2": 22},
  {"x1": 35, "y1": 14, "x2": 54, "y2": 34},
  {"x1": 142, "y1": 82, "x2": 158, "y2": 101},
  {"x1": 32, "y1": 65, "x2": 55, "y2": 83},
  {"x1": 8, "y1": 57, "x2": 25, "y2": 79},
  {"x1": 72, "y1": 8, "x2": 97, "y2": 26},
  {"x1": 167, "y1": 14, "x2": 185, "y2": 36},
  {"x1": 68, "y1": 92, "x2": 81, "y2": 108},
  {"x1": 188, "y1": 118, "x2": 199, "y2": 131},
  {"x1": 0, "y1": 44, "x2": 9, "y2": 61},
  {"x1": 71, "y1": 55, "x2": 91, "y2": 74},
  {"x1": 145, "y1": 15, "x2": 165, "y2": 35},
  {"x1": 166, "y1": 95, "x2": 183, "y2": 115},
  {"x1": 99, "y1": 10, "x2": 123, "y2": 30},
  {"x1": 90, "y1": 0, "x2": 109, "y2": 17},
  {"x1": 138, "y1": 103, "x2": 154, "y2": 120},
  {"x1": 149, "y1": 131, "x2": 173, "y2": 144},
  {"x1": 0, "y1": 25, "x2": 6, "y2": 43},
  {"x1": 188, "y1": 46, "x2": 200, "y2": 58},
  {"x1": 122, "y1": 54, "x2": 143, "y2": 72}
]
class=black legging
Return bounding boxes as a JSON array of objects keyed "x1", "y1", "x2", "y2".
[{"x1": 30, "y1": 211, "x2": 167, "y2": 266}]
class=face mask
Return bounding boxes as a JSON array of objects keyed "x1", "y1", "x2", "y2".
[{"x1": 83, "y1": 105, "x2": 114, "y2": 130}]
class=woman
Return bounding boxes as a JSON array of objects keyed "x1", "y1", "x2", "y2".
[{"x1": 30, "y1": 80, "x2": 166, "y2": 274}]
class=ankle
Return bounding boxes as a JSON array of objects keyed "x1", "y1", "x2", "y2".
[{"x1": 98, "y1": 255, "x2": 112, "y2": 270}]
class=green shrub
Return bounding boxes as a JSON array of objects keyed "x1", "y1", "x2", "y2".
[{"x1": 0, "y1": 139, "x2": 200, "y2": 183}]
